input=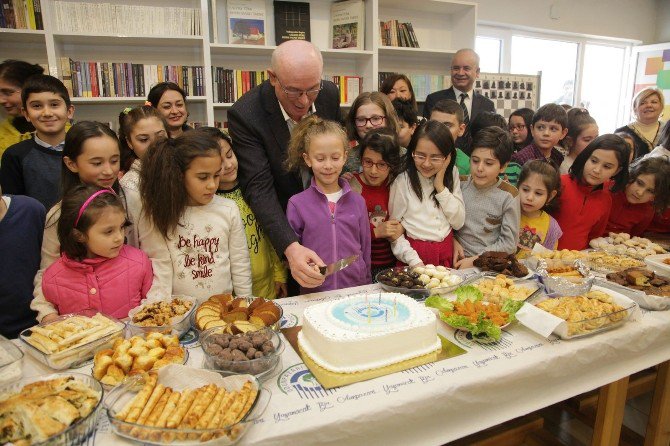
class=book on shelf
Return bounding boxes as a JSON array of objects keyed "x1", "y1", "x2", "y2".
[
  {"x1": 212, "y1": 67, "x2": 268, "y2": 103},
  {"x1": 378, "y1": 72, "x2": 448, "y2": 101},
  {"x1": 330, "y1": 0, "x2": 365, "y2": 50},
  {"x1": 273, "y1": 1, "x2": 310, "y2": 45},
  {"x1": 52, "y1": 1, "x2": 201, "y2": 36},
  {"x1": 60, "y1": 58, "x2": 204, "y2": 98},
  {"x1": 327, "y1": 75, "x2": 362, "y2": 104},
  {"x1": 227, "y1": 0, "x2": 266, "y2": 45},
  {"x1": 1, "y1": 0, "x2": 43, "y2": 30},
  {"x1": 379, "y1": 20, "x2": 419, "y2": 48}
]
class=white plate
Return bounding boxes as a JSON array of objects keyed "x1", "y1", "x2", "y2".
[{"x1": 645, "y1": 254, "x2": 670, "y2": 276}]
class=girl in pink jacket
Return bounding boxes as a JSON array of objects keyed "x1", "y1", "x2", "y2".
[{"x1": 42, "y1": 185, "x2": 153, "y2": 318}]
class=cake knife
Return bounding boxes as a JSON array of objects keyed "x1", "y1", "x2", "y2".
[{"x1": 318, "y1": 254, "x2": 359, "y2": 277}]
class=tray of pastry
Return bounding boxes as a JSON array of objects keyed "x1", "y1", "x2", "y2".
[
  {"x1": 127, "y1": 296, "x2": 196, "y2": 338},
  {"x1": 20, "y1": 311, "x2": 125, "y2": 370},
  {"x1": 530, "y1": 287, "x2": 637, "y2": 339},
  {"x1": 191, "y1": 295, "x2": 282, "y2": 334},
  {"x1": 0, "y1": 373, "x2": 103, "y2": 446},
  {"x1": 473, "y1": 251, "x2": 530, "y2": 278},
  {"x1": 104, "y1": 365, "x2": 270, "y2": 445},
  {"x1": 93, "y1": 332, "x2": 188, "y2": 388},
  {"x1": 597, "y1": 267, "x2": 670, "y2": 311},
  {"x1": 468, "y1": 274, "x2": 542, "y2": 305},
  {"x1": 590, "y1": 232, "x2": 666, "y2": 260},
  {"x1": 375, "y1": 265, "x2": 466, "y2": 298}
]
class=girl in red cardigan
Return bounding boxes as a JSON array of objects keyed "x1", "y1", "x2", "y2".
[
  {"x1": 606, "y1": 157, "x2": 670, "y2": 236},
  {"x1": 553, "y1": 134, "x2": 630, "y2": 250}
]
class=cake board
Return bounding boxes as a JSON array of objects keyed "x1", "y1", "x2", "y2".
[{"x1": 282, "y1": 326, "x2": 466, "y2": 389}]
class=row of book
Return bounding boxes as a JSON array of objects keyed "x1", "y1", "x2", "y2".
[
  {"x1": 60, "y1": 58, "x2": 205, "y2": 99},
  {"x1": 212, "y1": 68, "x2": 268, "y2": 104},
  {"x1": 329, "y1": 75, "x2": 362, "y2": 104},
  {"x1": 378, "y1": 72, "x2": 449, "y2": 102},
  {"x1": 379, "y1": 20, "x2": 419, "y2": 48},
  {"x1": 0, "y1": 0, "x2": 43, "y2": 30},
  {"x1": 53, "y1": 1, "x2": 201, "y2": 36}
]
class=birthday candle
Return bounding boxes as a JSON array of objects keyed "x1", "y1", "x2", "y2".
[
  {"x1": 367, "y1": 302, "x2": 371, "y2": 324},
  {"x1": 385, "y1": 308, "x2": 388, "y2": 322},
  {"x1": 394, "y1": 297, "x2": 397, "y2": 318}
]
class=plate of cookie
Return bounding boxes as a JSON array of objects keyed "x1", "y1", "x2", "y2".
[
  {"x1": 127, "y1": 296, "x2": 196, "y2": 339},
  {"x1": 473, "y1": 251, "x2": 531, "y2": 278},
  {"x1": 597, "y1": 267, "x2": 670, "y2": 310}
]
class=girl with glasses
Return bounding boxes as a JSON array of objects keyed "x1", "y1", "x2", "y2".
[
  {"x1": 389, "y1": 120, "x2": 465, "y2": 267},
  {"x1": 349, "y1": 128, "x2": 404, "y2": 279},
  {"x1": 343, "y1": 92, "x2": 400, "y2": 173},
  {"x1": 508, "y1": 108, "x2": 534, "y2": 152}
]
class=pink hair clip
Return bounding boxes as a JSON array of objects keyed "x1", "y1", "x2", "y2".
[{"x1": 144, "y1": 100, "x2": 152, "y2": 107}]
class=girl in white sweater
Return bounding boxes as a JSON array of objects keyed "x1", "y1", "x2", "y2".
[
  {"x1": 139, "y1": 131, "x2": 251, "y2": 302},
  {"x1": 389, "y1": 120, "x2": 465, "y2": 267}
]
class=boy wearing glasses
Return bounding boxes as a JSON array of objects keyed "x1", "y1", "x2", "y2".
[
  {"x1": 511, "y1": 104, "x2": 568, "y2": 167},
  {"x1": 454, "y1": 127, "x2": 520, "y2": 269}
]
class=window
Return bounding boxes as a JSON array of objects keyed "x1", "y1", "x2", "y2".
[
  {"x1": 475, "y1": 36, "x2": 501, "y2": 73},
  {"x1": 581, "y1": 44, "x2": 626, "y2": 132},
  {"x1": 510, "y1": 35, "x2": 578, "y2": 107}
]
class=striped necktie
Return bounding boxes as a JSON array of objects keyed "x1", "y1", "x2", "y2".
[{"x1": 459, "y1": 93, "x2": 470, "y2": 124}]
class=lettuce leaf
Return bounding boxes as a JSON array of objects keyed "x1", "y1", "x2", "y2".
[
  {"x1": 501, "y1": 299, "x2": 524, "y2": 322},
  {"x1": 454, "y1": 285, "x2": 483, "y2": 303},
  {"x1": 441, "y1": 313, "x2": 471, "y2": 329},
  {"x1": 424, "y1": 295, "x2": 454, "y2": 312}
]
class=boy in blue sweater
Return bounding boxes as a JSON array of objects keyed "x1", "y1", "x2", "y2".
[
  {"x1": 0, "y1": 185, "x2": 45, "y2": 337},
  {"x1": 0, "y1": 75, "x2": 74, "y2": 209}
]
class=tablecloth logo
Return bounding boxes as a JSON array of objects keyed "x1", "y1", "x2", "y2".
[
  {"x1": 280, "y1": 313, "x2": 299, "y2": 329},
  {"x1": 277, "y1": 364, "x2": 337, "y2": 399}
]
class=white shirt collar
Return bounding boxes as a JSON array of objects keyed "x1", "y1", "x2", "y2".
[
  {"x1": 278, "y1": 101, "x2": 317, "y2": 124},
  {"x1": 34, "y1": 134, "x2": 65, "y2": 151},
  {"x1": 452, "y1": 86, "x2": 474, "y2": 98}
]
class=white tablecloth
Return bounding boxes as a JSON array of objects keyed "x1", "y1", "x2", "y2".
[{"x1": 18, "y1": 283, "x2": 670, "y2": 446}]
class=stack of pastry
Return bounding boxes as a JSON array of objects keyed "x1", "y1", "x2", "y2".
[
  {"x1": 536, "y1": 290, "x2": 627, "y2": 336},
  {"x1": 195, "y1": 294, "x2": 281, "y2": 333},
  {"x1": 473, "y1": 274, "x2": 535, "y2": 304},
  {"x1": 26, "y1": 313, "x2": 122, "y2": 354},
  {"x1": 113, "y1": 373, "x2": 257, "y2": 442},
  {"x1": 589, "y1": 232, "x2": 666, "y2": 259},
  {"x1": 93, "y1": 333, "x2": 185, "y2": 386},
  {"x1": 0, "y1": 376, "x2": 100, "y2": 445}
]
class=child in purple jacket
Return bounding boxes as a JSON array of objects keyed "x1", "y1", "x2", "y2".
[
  {"x1": 42, "y1": 185, "x2": 153, "y2": 318},
  {"x1": 286, "y1": 116, "x2": 371, "y2": 293}
]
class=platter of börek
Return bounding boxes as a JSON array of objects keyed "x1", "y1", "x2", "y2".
[{"x1": 104, "y1": 364, "x2": 270, "y2": 445}]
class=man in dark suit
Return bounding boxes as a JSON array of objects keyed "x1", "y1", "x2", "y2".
[
  {"x1": 423, "y1": 48, "x2": 495, "y2": 154},
  {"x1": 228, "y1": 40, "x2": 340, "y2": 291}
]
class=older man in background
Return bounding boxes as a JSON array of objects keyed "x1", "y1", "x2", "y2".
[
  {"x1": 423, "y1": 48, "x2": 495, "y2": 153},
  {"x1": 228, "y1": 40, "x2": 341, "y2": 293}
]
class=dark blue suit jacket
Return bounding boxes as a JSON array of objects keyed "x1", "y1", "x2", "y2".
[
  {"x1": 228, "y1": 80, "x2": 341, "y2": 255},
  {"x1": 423, "y1": 86, "x2": 496, "y2": 154}
]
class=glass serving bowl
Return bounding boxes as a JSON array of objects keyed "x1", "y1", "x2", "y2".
[
  {"x1": 126, "y1": 295, "x2": 198, "y2": 338},
  {"x1": 104, "y1": 373, "x2": 270, "y2": 445},
  {"x1": 0, "y1": 335, "x2": 23, "y2": 385},
  {"x1": 375, "y1": 266, "x2": 466, "y2": 299},
  {"x1": 19, "y1": 310, "x2": 125, "y2": 370},
  {"x1": 0, "y1": 372, "x2": 103, "y2": 446},
  {"x1": 200, "y1": 327, "x2": 284, "y2": 381}
]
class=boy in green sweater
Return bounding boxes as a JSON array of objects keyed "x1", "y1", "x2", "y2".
[{"x1": 198, "y1": 127, "x2": 288, "y2": 299}]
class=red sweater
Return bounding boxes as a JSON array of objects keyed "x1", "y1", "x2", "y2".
[
  {"x1": 353, "y1": 173, "x2": 395, "y2": 268},
  {"x1": 606, "y1": 190, "x2": 655, "y2": 236},
  {"x1": 647, "y1": 208, "x2": 670, "y2": 234},
  {"x1": 553, "y1": 175, "x2": 613, "y2": 250}
]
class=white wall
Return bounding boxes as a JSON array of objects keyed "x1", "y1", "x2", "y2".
[
  {"x1": 474, "y1": 0, "x2": 657, "y2": 44},
  {"x1": 656, "y1": 0, "x2": 670, "y2": 43}
]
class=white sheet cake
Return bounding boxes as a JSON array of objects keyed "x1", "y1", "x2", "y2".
[{"x1": 298, "y1": 293, "x2": 440, "y2": 373}]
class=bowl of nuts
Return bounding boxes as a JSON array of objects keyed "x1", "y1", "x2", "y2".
[
  {"x1": 199, "y1": 327, "x2": 284, "y2": 381},
  {"x1": 375, "y1": 265, "x2": 464, "y2": 299}
]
